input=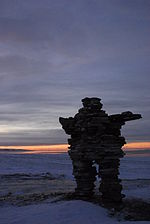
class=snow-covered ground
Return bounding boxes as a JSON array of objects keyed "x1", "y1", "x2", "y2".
[
  {"x1": 0, "y1": 152, "x2": 150, "y2": 224},
  {"x1": 0, "y1": 153, "x2": 72, "y2": 178},
  {"x1": 1, "y1": 152, "x2": 150, "y2": 179},
  {"x1": 1, "y1": 200, "x2": 149, "y2": 224}
]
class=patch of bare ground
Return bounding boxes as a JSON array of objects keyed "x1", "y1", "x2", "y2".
[{"x1": 120, "y1": 198, "x2": 150, "y2": 221}]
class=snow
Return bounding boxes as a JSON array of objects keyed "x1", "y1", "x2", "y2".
[
  {"x1": 0, "y1": 200, "x2": 149, "y2": 224},
  {"x1": 0, "y1": 153, "x2": 72, "y2": 178},
  {"x1": 120, "y1": 156, "x2": 150, "y2": 179},
  {"x1": 0, "y1": 152, "x2": 150, "y2": 224},
  {"x1": 1, "y1": 153, "x2": 150, "y2": 179}
]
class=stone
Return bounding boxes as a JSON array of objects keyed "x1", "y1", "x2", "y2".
[{"x1": 59, "y1": 97, "x2": 142, "y2": 207}]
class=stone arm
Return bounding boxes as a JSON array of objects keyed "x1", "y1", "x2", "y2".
[
  {"x1": 59, "y1": 117, "x2": 75, "y2": 135},
  {"x1": 109, "y1": 111, "x2": 142, "y2": 123}
]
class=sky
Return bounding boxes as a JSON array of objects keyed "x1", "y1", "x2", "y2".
[{"x1": 0, "y1": 0, "x2": 150, "y2": 148}]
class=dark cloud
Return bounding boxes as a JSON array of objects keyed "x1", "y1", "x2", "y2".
[
  {"x1": 0, "y1": 0, "x2": 149, "y2": 145},
  {"x1": 0, "y1": 129, "x2": 67, "y2": 145}
]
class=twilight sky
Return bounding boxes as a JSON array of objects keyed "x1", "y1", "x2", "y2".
[{"x1": 0, "y1": 0, "x2": 150, "y2": 146}]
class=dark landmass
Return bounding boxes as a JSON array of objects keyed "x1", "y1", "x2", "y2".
[
  {"x1": 125, "y1": 149, "x2": 150, "y2": 155},
  {"x1": 0, "y1": 148, "x2": 31, "y2": 152}
]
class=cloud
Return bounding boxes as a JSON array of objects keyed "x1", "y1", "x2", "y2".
[
  {"x1": 0, "y1": 128, "x2": 67, "y2": 145},
  {"x1": 0, "y1": 0, "x2": 149, "y2": 144}
]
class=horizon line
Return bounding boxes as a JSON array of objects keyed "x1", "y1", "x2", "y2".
[{"x1": 0, "y1": 142, "x2": 150, "y2": 152}]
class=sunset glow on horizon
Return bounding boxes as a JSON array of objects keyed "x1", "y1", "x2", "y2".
[
  {"x1": 123, "y1": 142, "x2": 150, "y2": 150},
  {"x1": 0, "y1": 142, "x2": 150, "y2": 153},
  {"x1": 0, "y1": 144, "x2": 68, "y2": 152}
]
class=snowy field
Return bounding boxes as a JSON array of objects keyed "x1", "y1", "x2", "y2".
[{"x1": 0, "y1": 152, "x2": 150, "y2": 224}]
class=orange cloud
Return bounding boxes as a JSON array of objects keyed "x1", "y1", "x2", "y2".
[
  {"x1": 0, "y1": 144, "x2": 68, "y2": 153},
  {"x1": 0, "y1": 142, "x2": 150, "y2": 153},
  {"x1": 123, "y1": 142, "x2": 150, "y2": 150}
]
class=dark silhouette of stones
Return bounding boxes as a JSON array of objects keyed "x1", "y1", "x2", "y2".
[{"x1": 59, "y1": 97, "x2": 142, "y2": 207}]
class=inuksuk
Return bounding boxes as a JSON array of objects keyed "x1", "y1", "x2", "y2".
[{"x1": 59, "y1": 97, "x2": 141, "y2": 207}]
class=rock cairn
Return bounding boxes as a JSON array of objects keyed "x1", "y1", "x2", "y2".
[{"x1": 59, "y1": 97, "x2": 141, "y2": 207}]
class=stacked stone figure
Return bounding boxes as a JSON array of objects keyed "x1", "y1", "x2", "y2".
[{"x1": 59, "y1": 97, "x2": 141, "y2": 207}]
